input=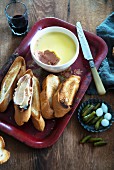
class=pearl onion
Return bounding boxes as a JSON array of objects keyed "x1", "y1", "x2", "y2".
[
  {"x1": 96, "y1": 108, "x2": 103, "y2": 117},
  {"x1": 104, "y1": 113, "x2": 112, "y2": 121},
  {"x1": 101, "y1": 103, "x2": 108, "y2": 113},
  {"x1": 101, "y1": 119, "x2": 109, "y2": 127}
]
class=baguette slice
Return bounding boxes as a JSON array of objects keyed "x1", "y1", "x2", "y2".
[
  {"x1": 53, "y1": 75, "x2": 81, "y2": 118},
  {"x1": 40, "y1": 74, "x2": 60, "y2": 119},
  {"x1": 0, "y1": 136, "x2": 10, "y2": 164},
  {"x1": 0, "y1": 56, "x2": 26, "y2": 112},
  {"x1": 31, "y1": 76, "x2": 45, "y2": 131},
  {"x1": 13, "y1": 69, "x2": 33, "y2": 126}
]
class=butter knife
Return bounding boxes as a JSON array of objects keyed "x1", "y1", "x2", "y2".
[{"x1": 76, "y1": 22, "x2": 106, "y2": 95}]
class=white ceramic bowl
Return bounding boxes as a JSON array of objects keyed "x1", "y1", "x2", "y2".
[{"x1": 30, "y1": 26, "x2": 79, "y2": 73}]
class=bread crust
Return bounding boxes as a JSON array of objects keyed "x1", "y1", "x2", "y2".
[
  {"x1": 32, "y1": 114, "x2": 45, "y2": 132},
  {"x1": 0, "y1": 136, "x2": 10, "y2": 164},
  {"x1": 14, "y1": 69, "x2": 33, "y2": 126},
  {"x1": 31, "y1": 76, "x2": 45, "y2": 131},
  {"x1": 0, "y1": 136, "x2": 5, "y2": 148},
  {"x1": 0, "y1": 56, "x2": 26, "y2": 112},
  {"x1": 53, "y1": 84, "x2": 71, "y2": 118},
  {"x1": 40, "y1": 74, "x2": 60, "y2": 119},
  {"x1": 53, "y1": 75, "x2": 81, "y2": 118}
]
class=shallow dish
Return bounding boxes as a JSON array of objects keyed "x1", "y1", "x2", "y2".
[
  {"x1": 30, "y1": 26, "x2": 79, "y2": 73},
  {"x1": 78, "y1": 98, "x2": 114, "y2": 132},
  {"x1": 0, "y1": 17, "x2": 108, "y2": 148}
]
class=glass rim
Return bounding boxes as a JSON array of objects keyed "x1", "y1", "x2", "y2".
[{"x1": 5, "y1": 1, "x2": 27, "y2": 19}]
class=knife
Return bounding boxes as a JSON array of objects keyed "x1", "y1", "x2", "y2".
[{"x1": 76, "y1": 22, "x2": 106, "y2": 95}]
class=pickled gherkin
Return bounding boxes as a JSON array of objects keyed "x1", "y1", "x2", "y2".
[
  {"x1": 80, "y1": 135, "x2": 107, "y2": 147},
  {"x1": 80, "y1": 135, "x2": 91, "y2": 143},
  {"x1": 94, "y1": 141, "x2": 107, "y2": 146},
  {"x1": 82, "y1": 104, "x2": 90, "y2": 113},
  {"x1": 93, "y1": 103, "x2": 101, "y2": 110},
  {"x1": 95, "y1": 116, "x2": 104, "y2": 130},
  {"x1": 82, "y1": 105, "x2": 94, "y2": 117},
  {"x1": 86, "y1": 114, "x2": 96, "y2": 124},
  {"x1": 83, "y1": 111, "x2": 96, "y2": 122},
  {"x1": 88, "y1": 137, "x2": 103, "y2": 143},
  {"x1": 90, "y1": 116, "x2": 101, "y2": 124}
]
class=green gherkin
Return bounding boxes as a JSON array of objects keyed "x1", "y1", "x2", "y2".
[
  {"x1": 82, "y1": 105, "x2": 94, "y2": 117},
  {"x1": 95, "y1": 116, "x2": 104, "y2": 130},
  {"x1": 90, "y1": 116, "x2": 101, "y2": 124},
  {"x1": 88, "y1": 137, "x2": 103, "y2": 143},
  {"x1": 93, "y1": 103, "x2": 101, "y2": 110},
  {"x1": 80, "y1": 135, "x2": 91, "y2": 143},
  {"x1": 83, "y1": 111, "x2": 96, "y2": 122},
  {"x1": 94, "y1": 141, "x2": 107, "y2": 146},
  {"x1": 82, "y1": 104, "x2": 90, "y2": 113}
]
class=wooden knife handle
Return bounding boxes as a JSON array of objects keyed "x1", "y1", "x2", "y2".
[{"x1": 90, "y1": 66, "x2": 106, "y2": 95}]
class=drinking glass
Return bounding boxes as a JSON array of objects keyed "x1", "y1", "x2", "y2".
[{"x1": 5, "y1": 1, "x2": 29, "y2": 36}]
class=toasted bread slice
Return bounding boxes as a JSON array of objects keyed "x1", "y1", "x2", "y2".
[
  {"x1": 13, "y1": 69, "x2": 33, "y2": 126},
  {"x1": 0, "y1": 56, "x2": 26, "y2": 112},
  {"x1": 40, "y1": 74, "x2": 60, "y2": 119},
  {"x1": 53, "y1": 75, "x2": 81, "y2": 118},
  {"x1": 0, "y1": 136, "x2": 5, "y2": 148},
  {"x1": 31, "y1": 76, "x2": 45, "y2": 131},
  {"x1": 0, "y1": 136, "x2": 10, "y2": 164}
]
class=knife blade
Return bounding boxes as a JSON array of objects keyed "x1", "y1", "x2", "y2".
[{"x1": 76, "y1": 22, "x2": 106, "y2": 95}]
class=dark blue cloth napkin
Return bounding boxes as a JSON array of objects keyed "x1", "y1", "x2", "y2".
[{"x1": 86, "y1": 12, "x2": 114, "y2": 94}]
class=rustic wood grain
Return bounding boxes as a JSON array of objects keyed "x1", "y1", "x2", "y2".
[{"x1": 0, "y1": 0, "x2": 114, "y2": 170}]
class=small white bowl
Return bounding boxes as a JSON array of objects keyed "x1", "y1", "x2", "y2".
[{"x1": 30, "y1": 26, "x2": 79, "y2": 73}]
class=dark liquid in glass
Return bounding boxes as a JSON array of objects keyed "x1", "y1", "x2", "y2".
[{"x1": 9, "y1": 15, "x2": 28, "y2": 35}]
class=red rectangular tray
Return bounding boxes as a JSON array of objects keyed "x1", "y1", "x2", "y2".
[{"x1": 0, "y1": 18, "x2": 107, "y2": 148}]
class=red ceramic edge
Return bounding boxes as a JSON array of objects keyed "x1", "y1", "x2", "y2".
[{"x1": 0, "y1": 17, "x2": 108, "y2": 148}]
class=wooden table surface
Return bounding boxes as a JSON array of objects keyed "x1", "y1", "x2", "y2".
[{"x1": 0, "y1": 0, "x2": 114, "y2": 170}]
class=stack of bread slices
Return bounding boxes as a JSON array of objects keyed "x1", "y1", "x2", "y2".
[{"x1": 0, "y1": 56, "x2": 81, "y2": 132}]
